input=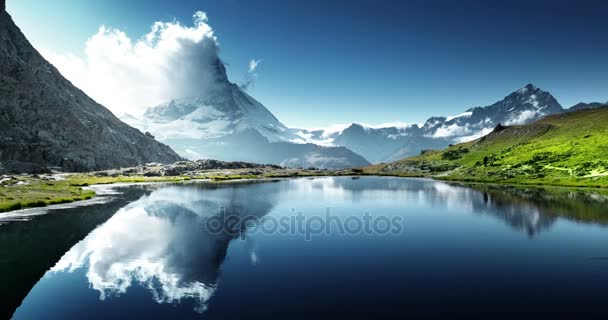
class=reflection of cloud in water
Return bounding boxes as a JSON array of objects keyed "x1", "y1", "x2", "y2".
[
  {"x1": 44, "y1": 177, "x2": 608, "y2": 315},
  {"x1": 51, "y1": 183, "x2": 278, "y2": 313}
]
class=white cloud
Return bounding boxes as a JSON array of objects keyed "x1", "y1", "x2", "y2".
[
  {"x1": 453, "y1": 127, "x2": 494, "y2": 143},
  {"x1": 504, "y1": 110, "x2": 538, "y2": 125},
  {"x1": 41, "y1": 11, "x2": 225, "y2": 116},
  {"x1": 305, "y1": 121, "x2": 412, "y2": 134},
  {"x1": 248, "y1": 59, "x2": 261, "y2": 73},
  {"x1": 240, "y1": 58, "x2": 262, "y2": 91},
  {"x1": 446, "y1": 111, "x2": 472, "y2": 122},
  {"x1": 290, "y1": 121, "x2": 415, "y2": 146},
  {"x1": 362, "y1": 121, "x2": 413, "y2": 130},
  {"x1": 430, "y1": 123, "x2": 471, "y2": 138}
]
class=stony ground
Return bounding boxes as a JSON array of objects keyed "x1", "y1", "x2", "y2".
[{"x1": 0, "y1": 159, "x2": 363, "y2": 213}]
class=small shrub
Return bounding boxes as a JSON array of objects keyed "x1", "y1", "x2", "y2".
[{"x1": 442, "y1": 148, "x2": 470, "y2": 160}]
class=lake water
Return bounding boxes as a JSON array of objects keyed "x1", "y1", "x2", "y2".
[{"x1": 3, "y1": 176, "x2": 608, "y2": 319}]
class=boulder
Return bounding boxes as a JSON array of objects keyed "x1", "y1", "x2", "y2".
[{"x1": 162, "y1": 168, "x2": 180, "y2": 176}]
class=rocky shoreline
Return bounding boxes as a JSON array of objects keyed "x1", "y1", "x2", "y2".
[
  {"x1": 92, "y1": 159, "x2": 285, "y2": 178},
  {"x1": 0, "y1": 158, "x2": 366, "y2": 213}
]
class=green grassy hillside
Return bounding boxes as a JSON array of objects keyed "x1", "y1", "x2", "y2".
[{"x1": 369, "y1": 107, "x2": 608, "y2": 188}]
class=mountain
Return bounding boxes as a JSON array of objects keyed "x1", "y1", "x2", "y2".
[
  {"x1": 367, "y1": 107, "x2": 608, "y2": 188},
  {"x1": 298, "y1": 84, "x2": 565, "y2": 163},
  {"x1": 136, "y1": 79, "x2": 299, "y2": 143},
  {"x1": 327, "y1": 123, "x2": 450, "y2": 163},
  {"x1": 568, "y1": 101, "x2": 607, "y2": 112},
  {"x1": 121, "y1": 59, "x2": 369, "y2": 169},
  {"x1": 0, "y1": 5, "x2": 182, "y2": 172}
]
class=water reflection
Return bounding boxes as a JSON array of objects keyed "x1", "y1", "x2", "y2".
[
  {"x1": 428, "y1": 182, "x2": 558, "y2": 236},
  {"x1": 292, "y1": 177, "x2": 554, "y2": 233},
  {"x1": 8, "y1": 177, "x2": 608, "y2": 319},
  {"x1": 0, "y1": 186, "x2": 147, "y2": 320},
  {"x1": 294, "y1": 177, "x2": 608, "y2": 236},
  {"x1": 460, "y1": 183, "x2": 608, "y2": 236},
  {"x1": 49, "y1": 182, "x2": 279, "y2": 314}
]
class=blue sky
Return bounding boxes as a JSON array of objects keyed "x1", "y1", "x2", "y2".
[{"x1": 7, "y1": 0, "x2": 608, "y2": 128}]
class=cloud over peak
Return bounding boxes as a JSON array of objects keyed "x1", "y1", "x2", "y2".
[{"x1": 43, "y1": 11, "x2": 228, "y2": 115}]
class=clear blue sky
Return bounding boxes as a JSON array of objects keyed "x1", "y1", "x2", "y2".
[{"x1": 7, "y1": 0, "x2": 608, "y2": 128}]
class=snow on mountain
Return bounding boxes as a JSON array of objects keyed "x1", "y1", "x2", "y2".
[
  {"x1": 121, "y1": 58, "x2": 369, "y2": 169},
  {"x1": 424, "y1": 84, "x2": 563, "y2": 139},
  {"x1": 121, "y1": 67, "x2": 568, "y2": 168},
  {"x1": 291, "y1": 84, "x2": 565, "y2": 164},
  {"x1": 138, "y1": 80, "x2": 298, "y2": 142}
]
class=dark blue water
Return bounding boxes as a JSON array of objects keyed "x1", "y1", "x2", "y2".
[{"x1": 5, "y1": 177, "x2": 608, "y2": 319}]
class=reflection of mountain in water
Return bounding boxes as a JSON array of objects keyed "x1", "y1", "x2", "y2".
[
  {"x1": 427, "y1": 181, "x2": 608, "y2": 236},
  {"x1": 463, "y1": 183, "x2": 608, "y2": 230},
  {"x1": 50, "y1": 181, "x2": 279, "y2": 314},
  {"x1": 9, "y1": 177, "x2": 608, "y2": 318},
  {"x1": 313, "y1": 177, "x2": 608, "y2": 237},
  {"x1": 0, "y1": 186, "x2": 148, "y2": 320},
  {"x1": 470, "y1": 189, "x2": 556, "y2": 237}
]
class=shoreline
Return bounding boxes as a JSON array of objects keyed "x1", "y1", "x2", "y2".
[
  {"x1": 3, "y1": 171, "x2": 608, "y2": 217},
  {"x1": 0, "y1": 166, "x2": 345, "y2": 215}
]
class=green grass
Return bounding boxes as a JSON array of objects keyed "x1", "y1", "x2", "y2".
[
  {"x1": 0, "y1": 170, "x2": 338, "y2": 213},
  {"x1": 14, "y1": 115, "x2": 603, "y2": 217},
  {"x1": 0, "y1": 178, "x2": 96, "y2": 213},
  {"x1": 205, "y1": 174, "x2": 261, "y2": 181},
  {"x1": 5, "y1": 107, "x2": 604, "y2": 216},
  {"x1": 369, "y1": 107, "x2": 608, "y2": 188},
  {"x1": 66, "y1": 174, "x2": 192, "y2": 186},
  {"x1": 0, "y1": 174, "x2": 195, "y2": 213},
  {"x1": 0, "y1": 170, "x2": 334, "y2": 213}
]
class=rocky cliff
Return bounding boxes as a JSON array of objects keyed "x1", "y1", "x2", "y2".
[{"x1": 0, "y1": 6, "x2": 182, "y2": 172}]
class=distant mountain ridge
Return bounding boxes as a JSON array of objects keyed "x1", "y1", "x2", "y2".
[
  {"x1": 0, "y1": 6, "x2": 182, "y2": 172},
  {"x1": 367, "y1": 107, "x2": 608, "y2": 188},
  {"x1": 296, "y1": 84, "x2": 568, "y2": 163},
  {"x1": 568, "y1": 101, "x2": 607, "y2": 112},
  {"x1": 124, "y1": 78, "x2": 605, "y2": 168}
]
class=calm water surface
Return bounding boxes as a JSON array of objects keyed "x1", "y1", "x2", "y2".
[{"x1": 3, "y1": 177, "x2": 608, "y2": 319}]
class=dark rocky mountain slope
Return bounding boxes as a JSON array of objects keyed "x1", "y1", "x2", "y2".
[{"x1": 0, "y1": 3, "x2": 182, "y2": 172}]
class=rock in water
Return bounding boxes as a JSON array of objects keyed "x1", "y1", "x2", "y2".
[{"x1": 0, "y1": 7, "x2": 182, "y2": 172}]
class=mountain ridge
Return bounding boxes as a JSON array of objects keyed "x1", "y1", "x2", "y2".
[
  {"x1": 366, "y1": 107, "x2": 608, "y2": 188},
  {"x1": 120, "y1": 50, "x2": 370, "y2": 169},
  {"x1": 0, "y1": 8, "x2": 183, "y2": 172},
  {"x1": 296, "y1": 84, "x2": 566, "y2": 163},
  {"x1": 129, "y1": 81, "x2": 601, "y2": 168}
]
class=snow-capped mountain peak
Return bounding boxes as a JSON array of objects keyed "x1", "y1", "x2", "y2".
[
  {"x1": 134, "y1": 82, "x2": 297, "y2": 142},
  {"x1": 120, "y1": 58, "x2": 369, "y2": 169},
  {"x1": 291, "y1": 84, "x2": 565, "y2": 164}
]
